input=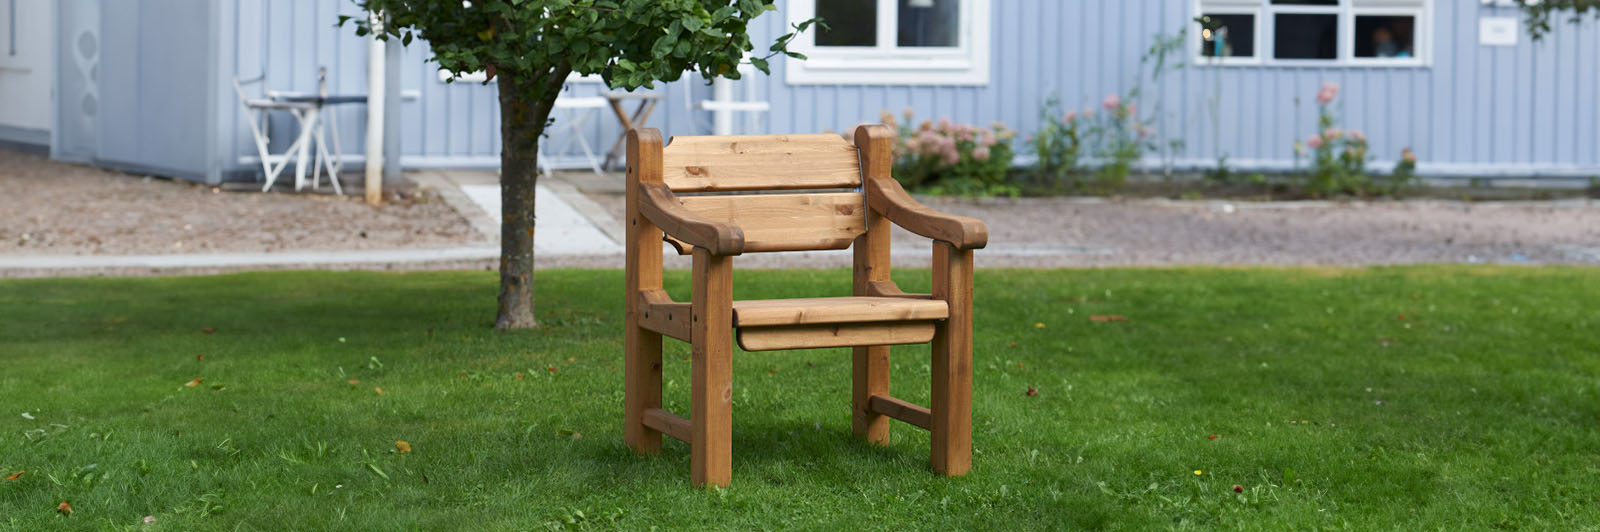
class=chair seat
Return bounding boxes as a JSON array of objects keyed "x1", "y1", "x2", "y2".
[{"x1": 731, "y1": 296, "x2": 948, "y2": 327}]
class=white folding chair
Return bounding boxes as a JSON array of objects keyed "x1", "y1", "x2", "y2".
[
  {"x1": 233, "y1": 68, "x2": 343, "y2": 194},
  {"x1": 537, "y1": 95, "x2": 607, "y2": 177}
]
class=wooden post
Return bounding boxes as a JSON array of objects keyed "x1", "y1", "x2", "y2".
[
  {"x1": 852, "y1": 124, "x2": 894, "y2": 445},
  {"x1": 930, "y1": 241, "x2": 973, "y2": 476},
  {"x1": 691, "y1": 247, "x2": 734, "y2": 488},
  {"x1": 625, "y1": 129, "x2": 665, "y2": 454}
]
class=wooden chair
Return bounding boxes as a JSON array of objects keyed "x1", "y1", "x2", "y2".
[{"x1": 623, "y1": 125, "x2": 987, "y2": 488}]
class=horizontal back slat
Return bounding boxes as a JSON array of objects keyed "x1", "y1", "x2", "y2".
[
  {"x1": 661, "y1": 134, "x2": 862, "y2": 192},
  {"x1": 677, "y1": 192, "x2": 866, "y2": 253}
]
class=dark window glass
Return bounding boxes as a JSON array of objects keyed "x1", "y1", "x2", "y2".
[
  {"x1": 1197, "y1": 14, "x2": 1255, "y2": 57},
  {"x1": 1271, "y1": 0, "x2": 1338, "y2": 5},
  {"x1": 1274, "y1": 14, "x2": 1337, "y2": 59},
  {"x1": 1354, "y1": 15, "x2": 1416, "y2": 58},
  {"x1": 897, "y1": 0, "x2": 960, "y2": 47},
  {"x1": 816, "y1": 0, "x2": 877, "y2": 47}
]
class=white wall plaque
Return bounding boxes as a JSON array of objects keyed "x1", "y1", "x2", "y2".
[{"x1": 1479, "y1": 17, "x2": 1519, "y2": 46}]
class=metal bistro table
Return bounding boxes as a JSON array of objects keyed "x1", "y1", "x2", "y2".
[{"x1": 602, "y1": 91, "x2": 665, "y2": 170}]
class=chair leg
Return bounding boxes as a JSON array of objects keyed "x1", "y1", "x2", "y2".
[
  {"x1": 852, "y1": 345, "x2": 891, "y2": 445},
  {"x1": 691, "y1": 249, "x2": 733, "y2": 488},
  {"x1": 930, "y1": 243, "x2": 973, "y2": 476},
  {"x1": 624, "y1": 321, "x2": 663, "y2": 455}
]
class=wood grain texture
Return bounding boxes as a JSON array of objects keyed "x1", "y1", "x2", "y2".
[
  {"x1": 731, "y1": 296, "x2": 949, "y2": 327},
  {"x1": 638, "y1": 183, "x2": 745, "y2": 256},
  {"x1": 638, "y1": 291, "x2": 690, "y2": 342},
  {"x1": 930, "y1": 242, "x2": 974, "y2": 477},
  {"x1": 868, "y1": 395, "x2": 932, "y2": 431},
  {"x1": 624, "y1": 128, "x2": 666, "y2": 455},
  {"x1": 736, "y1": 322, "x2": 936, "y2": 352},
  {"x1": 691, "y1": 248, "x2": 734, "y2": 488},
  {"x1": 642, "y1": 408, "x2": 692, "y2": 444},
  {"x1": 676, "y1": 192, "x2": 866, "y2": 253},
  {"x1": 850, "y1": 154, "x2": 895, "y2": 445},
  {"x1": 662, "y1": 133, "x2": 861, "y2": 192},
  {"x1": 866, "y1": 177, "x2": 988, "y2": 250}
]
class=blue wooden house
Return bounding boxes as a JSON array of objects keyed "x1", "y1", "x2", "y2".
[{"x1": 0, "y1": 0, "x2": 1595, "y2": 183}]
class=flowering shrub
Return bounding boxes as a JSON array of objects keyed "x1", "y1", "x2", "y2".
[
  {"x1": 1028, "y1": 93, "x2": 1152, "y2": 193},
  {"x1": 1385, "y1": 147, "x2": 1420, "y2": 197},
  {"x1": 1030, "y1": 96, "x2": 1084, "y2": 185},
  {"x1": 1089, "y1": 93, "x2": 1152, "y2": 189},
  {"x1": 876, "y1": 108, "x2": 1017, "y2": 196},
  {"x1": 1298, "y1": 83, "x2": 1371, "y2": 196}
]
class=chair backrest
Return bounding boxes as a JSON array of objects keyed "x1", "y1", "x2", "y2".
[{"x1": 660, "y1": 133, "x2": 866, "y2": 253}]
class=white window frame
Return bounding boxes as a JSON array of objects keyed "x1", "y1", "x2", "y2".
[
  {"x1": 784, "y1": 0, "x2": 990, "y2": 86},
  {"x1": 1193, "y1": 0, "x2": 1431, "y2": 68}
]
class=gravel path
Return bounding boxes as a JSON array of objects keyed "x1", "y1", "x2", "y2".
[
  {"x1": 579, "y1": 182, "x2": 1600, "y2": 268},
  {"x1": 1, "y1": 150, "x2": 479, "y2": 256}
]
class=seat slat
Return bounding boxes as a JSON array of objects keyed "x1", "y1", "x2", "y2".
[
  {"x1": 732, "y1": 296, "x2": 949, "y2": 327},
  {"x1": 662, "y1": 134, "x2": 861, "y2": 192},
  {"x1": 737, "y1": 322, "x2": 936, "y2": 351},
  {"x1": 677, "y1": 192, "x2": 865, "y2": 253}
]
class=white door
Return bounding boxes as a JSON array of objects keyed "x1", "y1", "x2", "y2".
[{"x1": 0, "y1": 0, "x2": 55, "y2": 147}]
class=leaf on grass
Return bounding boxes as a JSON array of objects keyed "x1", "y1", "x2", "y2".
[
  {"x1": 185, "y1": 378, "x2": 203, "y2": 387},
  {"x1": 515, "y1": 373, "x2": 524, "y2": 380},
  {"x1": 557, "y1": 429, "x2": 582, "y2": 440},
  {"x1": 1233, "y1": 484, "x2": 1243, "y2": 493},
  {"x1": 197, "y1": 355, "x2": 204, "y2": 361},
  {"x1": 20, "y1": 412, "x2": 34, "y2": 420},
  {"x1": 395, "y1": 441, "x2": 411, "y2": 454},
  {"x1": 4, "y1": 470, "x2": 21, "y2": 480},
  {"x1": 1090, "y1": 315, "x2": 1129, "y2": 322},
  {"x1": 567, "y1": 357, "x2": 576, "y2": 363},
  {"x1": 1033, "y1": 322, "x2": 1046, "y2": 328},
  {"x1": 201, "y1": 327, "x2": 217, "y2": 334},
  {"x1": 211, "y1": 384, "x2": 225, "y2": 391},
  {"x1": 546, "y1": 366, "x2": 558, "y2": 373},
  {"x1": 56, "y1": 501, "x2": 72, "y2": 516},
  {"x1": 1025, "y1": 386, "x2": 1038, "y2": 397},
  {"x1": 374, "y1": 387, "x2": 385, "y2": 395},
  {"x1": 347, "y1": 379, "x2": 360, "y2": 385}
]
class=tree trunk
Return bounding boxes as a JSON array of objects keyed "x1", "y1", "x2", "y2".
[{"x1": 493, "y1": 69, "x2": 566, "y2": 330}]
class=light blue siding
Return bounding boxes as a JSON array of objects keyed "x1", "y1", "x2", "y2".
[{"x1": 89, "y1": 0, "x2": 1600, "y2": 180}]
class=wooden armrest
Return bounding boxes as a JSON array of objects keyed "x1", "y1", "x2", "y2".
[
  {"x1": 865, "y1": 178, "x2": 988, "y2": 250},
  {"x1": 636, "y1": 182, "x2": 745, "y2": 256}
]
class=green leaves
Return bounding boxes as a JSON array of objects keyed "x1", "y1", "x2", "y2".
[{"x1": 346, "y1": 0, "x2": 811, "y2": 101}]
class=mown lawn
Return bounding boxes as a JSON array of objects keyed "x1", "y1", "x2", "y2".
[{"x1": 1, "y1": 266, "x2": 1597, "y2": 530}]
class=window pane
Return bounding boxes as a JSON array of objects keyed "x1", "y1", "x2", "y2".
[
  {"x1": 1355, "y1": 15, "x2": 1416, "y2": 58},
  {"x1": 816, "y1": 0, "x2": 877, "y2": 47},
  {"x1": 1270, "y1": 0, "x2": 1338, "y2": 5},
  {"x1": 1274, "y1": 14, "x2": 1337, "y2": 59},
  {"x1": 1197, "y1": 14, "x2": 1255, "y2": 58},
  {"x1": 897, "y1": 0, "x2": 959, "y2": 47}
]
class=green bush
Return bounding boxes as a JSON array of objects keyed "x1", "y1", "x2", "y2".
[{"x1": 874, "y1": 109, "x2": 1017, "y2": 197}]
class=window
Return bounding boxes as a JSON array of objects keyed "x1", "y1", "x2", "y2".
[
  {"x1": 1194, "y1": 0, "x2": 1429, "y2": 66},
  {"x1": 785, "y1": 0, "x2": 991, "y2": 85}
]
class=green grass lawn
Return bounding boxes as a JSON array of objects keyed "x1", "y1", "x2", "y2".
[{"x1": 2, "y1": 266, "x2": 1598, "y2": 530}]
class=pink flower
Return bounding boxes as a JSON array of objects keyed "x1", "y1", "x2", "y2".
[
  {"x1": 941, "y1": 149, "x2": 960, "y2": 165},
  {"x1": 1102, "y1": 93, "x2": 1122, "y2": 111},
  {"x1": 1082, "y1": 108, "x2": 1097, "y2": 118},
  {"x1": 973, "y1": 146, "x2": 992, "y2": 162},
  {"x1": 1137, "y1": 125, "x2": 1152, "y2": 139},
  {"x1": 1324, "y1": 128, "x2": 1343, "y2": 141},
  {"x1": 937, "y1": 117, "x2": 952, "y2": 132},
  {"x1": 1349, "y1": 130, "x2": 1366, "y2": 143},
  {"x1": 918, "y1": 120, "x2": 933, "y2": 132},
  {"x1": 1127, "y1": 103, "x2": 1138, "y2": 117},
  {"x1": 1063, "y1": 111, "x2": 1078, "y2": 123},
  {"x1": 1401, "y1": 147, "x2": 1417, "y2": 163},
  {"x1": 990, "y1": 121, "x2": 1007, "y2": 131},
  {"x1": 1316, "y1": 82, "x2": 1339, "y2": 105},
  {"x1": 1306, "y1": 135, "x2": 1325, "y2": 150},
  {"x1": 902, "y1": 106, "x2": 915, "y2": 122}
]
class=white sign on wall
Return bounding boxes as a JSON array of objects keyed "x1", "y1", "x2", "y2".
[{"x1": 1479, "y1": 17, "x2": 1519, "y2": 47}]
